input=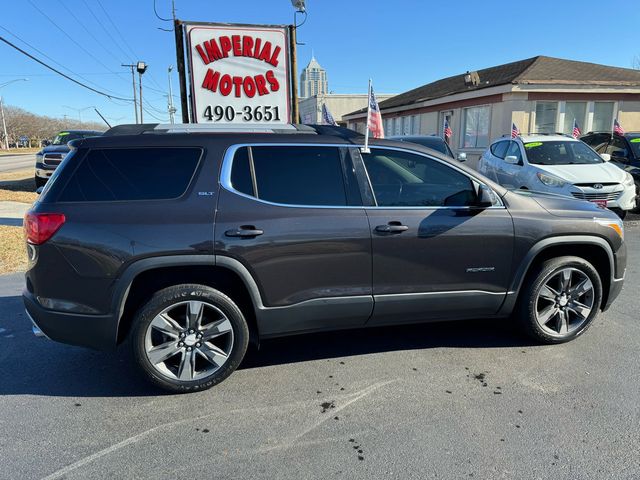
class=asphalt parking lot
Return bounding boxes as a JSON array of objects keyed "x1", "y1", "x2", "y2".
[{"x1": 1, "y1": 217, "x2": 639, "y2": 480}]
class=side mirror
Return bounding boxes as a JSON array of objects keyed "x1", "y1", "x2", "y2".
[
  {"x1": 476, "y1": 184, "x2": 495, "y2": 208},
  {"x1": 457, "y1": 152, "x2": 467, "y2": 162},
  {"x1": 600, "y1": 153, "x2": 611, "y2": 162},
  {"x1": 504, "y1": 155, "x2": 519, "y2": 165},
  {"x1": 36, "y1": 187, "x2": 44, "y2": 195}
]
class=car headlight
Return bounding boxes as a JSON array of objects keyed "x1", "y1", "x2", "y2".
[
  {"x1": 537, "y1": 172, "x2": 567, "y2": 187},
  {"x1": 595, "y1": 218, "x2": 624, "y2": 240},
  {"x1": 624, "y1": 173, "x2": 635, "y2": 187}
]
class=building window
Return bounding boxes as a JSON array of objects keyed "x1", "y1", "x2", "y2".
[
  {"x1": 563, "y1": 102, "x2": 587, "y2": 134},
  {"x1": 593, "y1": 102, "x2": 615, "y2": 132},
  {"x1": 462, "y1": 106, "x2": 490, "y2": 148},
  {"x1": 535, "y1": 102, "x2": 558, "y2": 134},
  {"x1": 394, "y1": 118, "x2": 401, "y2": 136}
]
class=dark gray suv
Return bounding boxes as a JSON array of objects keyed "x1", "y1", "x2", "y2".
[{"x1": 23, "y1": 124, "x2": 626, "y2": 392}]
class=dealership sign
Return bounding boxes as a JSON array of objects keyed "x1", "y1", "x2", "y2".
[{"x1": 186, "y1": 23, "x2": 291, "y2": 124}]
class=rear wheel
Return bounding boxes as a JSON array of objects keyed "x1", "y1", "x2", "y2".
[
  {"x1": 131, "y1": 284, "x2": 249, "y2": 393},
  {"x1": 517, "y1": 256, "x2": 602, "y2": 344}
]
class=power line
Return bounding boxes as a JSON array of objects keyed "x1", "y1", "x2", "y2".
[
  {"x1": 27, "y1": 0, "x2": 130, "y2": 84},
  {"x1": 153, "y1": 0, "x2": 172, "y2": 22},
  {"x1": 57, "y1": 0, "x2": 124, "y2": 66},
  {"x1": 80, "y1": 0, "x2": 133, "y2": 62},
  {"x1": 0, "y1": 35, "x2": 132, "y2": 101},
  {"x1": 0, "y1": 24, "x2": 130, "y2": 98}
]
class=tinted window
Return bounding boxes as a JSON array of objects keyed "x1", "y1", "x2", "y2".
[
  {"x1": 362, "y1": 149, "x2": 476, "y2": 207},
  {"x1": 59, "y1": 148, "x2": 201, "y2": 201},
  {"x1": 628, "y1": 135, "x2": 640, "y2": 158},
  {"x1": 505, "y1": 141, "x2": 522, "y2": 163},
  {"x1": 230, "y1": 147, "x2": 253, "y2": 196},
  {"x1": 605, "y1": 137, "x2": 629, "y2": 158},
  {"x1": 251, "y1": 146, "x2": 347, "y2": 206},
  {"x1": 490, "y1": 141, "x2": 509, "y2": 159},
  {"x1": 523, "y1": 141, "x2": 602, "y2": 165}
]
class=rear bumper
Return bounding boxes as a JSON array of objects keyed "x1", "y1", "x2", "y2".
[{"x1": 23, "y1": 290, "x2": 117, "y2": 351}]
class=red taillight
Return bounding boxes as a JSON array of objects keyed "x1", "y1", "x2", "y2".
[{"x1": 24, "y1": 212, "x2": 66, "y2": 245}]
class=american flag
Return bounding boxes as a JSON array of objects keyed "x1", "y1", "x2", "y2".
[
  {"x1": 367, "y1": 85, "x2": 384, "y2": 139},
  {"x1": 321, "y1": 103, "x2": 337, "y2": 126},
  {"x1": 443, "y1": 118, "x2": 452, "y2": 142},
  {"x1": 614, "y1": 119, "x2": 625, "y2": 135},
  {"x1": 511, "y1": 122, "x2": 520, "y2": 138},
  {"x1": 572, "y1": 118, "x2": 582, "y2": 139}
]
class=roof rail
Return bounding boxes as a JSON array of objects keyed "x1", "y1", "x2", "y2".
[{"x1": 102, "y1": 123, "x2": 363, "y2": 138}]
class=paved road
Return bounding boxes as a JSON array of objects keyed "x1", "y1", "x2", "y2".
[
  {"x1": 1, "y1": 225, "x2": 639, "y2": 479},
  {"x1": 0, "y1": 153, "x2": 35, "y2": 173}
]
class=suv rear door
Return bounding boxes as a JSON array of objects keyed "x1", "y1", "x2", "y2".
[
  {"x1": 356, "y1": 146, "x2": 514, "y2": 325},
  {"x1": 215, "y1": 144, "x2": 373, "y2": 336}
]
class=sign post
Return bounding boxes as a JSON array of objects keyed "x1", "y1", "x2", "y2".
[{"x1": 176, "y1": 21, "x2": 294, "y2": 125}]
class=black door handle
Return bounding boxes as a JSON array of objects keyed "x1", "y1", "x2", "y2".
[
  {"x1": 375, "y1": 223, "x2": 409, "y2": 233},
  {"x1": 225, "y1": 226, "x2": 264, "y2": 238}
]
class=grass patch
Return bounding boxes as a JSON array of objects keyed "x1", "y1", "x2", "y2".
[
  {"x1": 0, "y1": 226, "x2": 27, "y2": 274},
  {"x1": 0, "y1": 168, "x2": 38, "y2": 203},
  {"x1": 0, "y1": 148, "x2": 40, "y2": 156}
]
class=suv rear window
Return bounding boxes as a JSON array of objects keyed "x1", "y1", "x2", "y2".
[
  {"x1": 230, "y1": 146, "x2": 348, "y2": 206},
  {"x1": 59, "y1": 148, "x2": 201, "y2": 202}
]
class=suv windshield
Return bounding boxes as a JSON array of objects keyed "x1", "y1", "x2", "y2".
[
  {"x1": 51, "y1": 132, "x2": 96, "y2": 145},
  {"x1": 524, "y1": 140, "x2": 603, "y2": 165},
  {"x1": 628, "y1": 135, "x2": 640, "y2": 157}
]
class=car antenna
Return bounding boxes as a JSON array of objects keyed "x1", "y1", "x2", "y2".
[{"x1": 94, "y1": 108, "x2": 112, "y2": 128}]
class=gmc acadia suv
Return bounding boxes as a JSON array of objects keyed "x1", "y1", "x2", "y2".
[{"x1": 24, "y1": 124, "x2": 626, "y2": 393}]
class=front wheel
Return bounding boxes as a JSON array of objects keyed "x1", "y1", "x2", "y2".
[
  {"x1": 34, "y1": 175, "x2": 47, "y2": 188},
  {"x1": 517, "y1": 256, "x2": 602, "y2": 344},
  {"x1": 632, "y1": 181, "x2": 640, "y2": 214},
  {"x1": 131, "y1": 284, "x2": 249, "y2": 393}
]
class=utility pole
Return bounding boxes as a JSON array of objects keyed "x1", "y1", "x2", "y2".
[
  {"x1": 168, "y1": 65, "x2": 176, "y2": 124},
  {"x1": 122, "y1": 64, "x2": 139, "y2": 123},
  {"x1": 0, "y1": 96, "x2": 8, "y2": 150}
]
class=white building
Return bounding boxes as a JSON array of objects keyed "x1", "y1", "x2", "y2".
[
  {"x1": 299, "y1": 93, "x2": 396, "y2": 126},
  {"x1": 344, "y1": 56, "x2": 640, "y2": 169},
  {"x1": 300, "y1": 55, "x2": 328, "y2": 98}
]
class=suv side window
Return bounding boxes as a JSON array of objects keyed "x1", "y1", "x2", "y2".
[
  {"x1": 505, "y1": 141, "x2": 523, "y2": 164},
  {"x1": 240, "y1": 146, "x2": 348, "y2": 206},
  {"x1": 605, "y1": 137, "x2": 629, "y2": 159},
  {"x1": 490, "y1": 141, "x2": 509, "y2": 159},
  {"x1": 59, "y1": 147, "x2": 201, "y2": 202},
  {"x1": 362, "y1": 148, "x2": 476, "y2": 207}
]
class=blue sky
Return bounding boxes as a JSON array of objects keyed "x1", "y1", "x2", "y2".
[{"x1": 1, "y1": 0, "x2": 639, "y2": 125}]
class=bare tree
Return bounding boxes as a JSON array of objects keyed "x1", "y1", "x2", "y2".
[{"x1": 2, "y1": 105, "x2": 105, "y2": 148}]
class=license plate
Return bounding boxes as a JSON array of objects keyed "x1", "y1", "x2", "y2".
[{"x1": 591, "y1": 199, "x2": 607, "y2": 208}]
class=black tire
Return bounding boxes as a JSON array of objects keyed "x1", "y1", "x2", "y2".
[
  {"x1": 516, "y1": 256, "x2": 602, "y2": 344},
  {"x1": 34, "y1": 175, "x2": 47, "y2": 188},
  {"x1": 130, "y1": 284, "x2": 249, "y2": 393}
]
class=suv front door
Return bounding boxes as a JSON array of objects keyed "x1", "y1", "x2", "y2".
[
  {"x1": 356, "y1": 147, "x2": 514, "y2": 325},
  {"x1": 496, "y1": 140, "x2": 524, "y2": 188},
  {"x1": 215, "y1": 144, "x2": 373, "y2": 336}
]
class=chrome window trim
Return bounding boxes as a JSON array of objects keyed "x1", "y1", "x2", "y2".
[{"x1": 220, "y1": 143, "x2": 505, "y2": 210}]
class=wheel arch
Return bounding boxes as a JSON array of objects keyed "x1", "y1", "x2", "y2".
[
  {"x1": 504, "y1": 236, "x2": 614, "y2": 313},
  {"x1": 113, "y1": 255, "x2": 263, "y2": 346}
]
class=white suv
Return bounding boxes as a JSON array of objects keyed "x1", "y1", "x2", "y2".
[{"x1": 478, "y1": 134, "x2": 636, "y2": 218}]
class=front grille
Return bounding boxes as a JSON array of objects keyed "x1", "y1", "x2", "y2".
[
  {"x1": 571, "y1": 191, "x2": 621, "y2": 201},
  {"x1": 43, "y1": 153, "x2": 63, "y2": 166}
]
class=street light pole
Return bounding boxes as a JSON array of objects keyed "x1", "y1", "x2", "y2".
[
  {"x1": 0, "y1": 78, "x2": 28, "y2": 150},
  {"x1": 136, "y1": 62, "x2": 148, "y2": 124},
  {"x1": 122, "y1": 64, "x2": 139, "y2": 124}
]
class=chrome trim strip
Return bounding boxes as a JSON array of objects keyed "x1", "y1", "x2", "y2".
[
  {"x1": 25, "y1": 309, "x2": 48, "y2": 339},
  {"x1": 220, "y1": 143, "x2": 505, "y2": 210},
  {"x1": 375, "y1": 290, "x2": 509, "y2": 298}
]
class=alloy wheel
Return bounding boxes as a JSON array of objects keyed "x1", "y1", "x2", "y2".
[
  {"x1": 534, "y1": 267, "x2": 595, "y2": 337},
  {"x1": 143, "y1": 300, "x2": 234, "y2": 381}
]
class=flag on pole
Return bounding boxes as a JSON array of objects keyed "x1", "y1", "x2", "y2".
[
  {"x1": 613, "y1": 119, "x2": 625, "y2": 135},
  {"x1": 321, "y1": 103, "x2": 337, "y2": 126},
  {"x1": 572, "y1": 118, "x2": 582, "y2": 139},
  {"x1": 511, "y1": 122, "x2": 520, "y2": 138},
  {"x1": 443, "y1": 118, "x2": 452, "y2": 143},
  {"x1": 367, "y1": 84, "x2": 384, "y2": 139}
]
